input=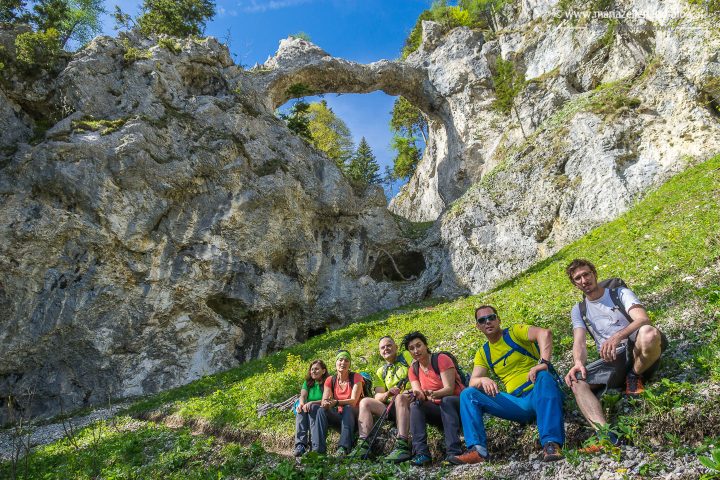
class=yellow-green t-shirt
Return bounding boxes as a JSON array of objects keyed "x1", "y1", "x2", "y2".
[
  {"x1": 473, "y1": 324, "x2": 540, "y2": 395},
  {"x1": 373, "y1": 351, "x2": 412, "y2": 397}
]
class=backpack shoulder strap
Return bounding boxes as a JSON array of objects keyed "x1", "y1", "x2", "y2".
[
  {"x1": 578, "y1": 298, "x2": 599, "y2": 344},
  {"x1": 348, "y1": 371, "x2": 355, "y2": 389},
  {"x1": 609, "y1": 287, "x2": 633, "y2": 322},
  {"x1": 482, "y1": 342, "x2": 493, "y2": 374},
  {"x1": 381, "y1": 364, "x2": 390, "y2": 383},
  {"x1": 502, "y1": 328, "x2": 539, "y2": 361},
  {"x1": 397, "y1": 353, "x2": 409, "y2": 367},
  {"x1": 430, "y1": 352, "x2": 441, "y2": 376},
  {"x1": 331, "y1": 374, "x2": 336, "y2": 394},
  {"x1": 412, "y1": 360, "x2": 420, "y2": 379}
]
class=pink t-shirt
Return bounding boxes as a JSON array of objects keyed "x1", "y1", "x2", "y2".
[
  {"x1": 408, "y1": 354, "x2": 464, "y2": 403},
  {"x1": 324, "y1": 373, "x2": 364, "y2": 410}
]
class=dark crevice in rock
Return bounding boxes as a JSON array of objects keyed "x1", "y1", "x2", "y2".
[
  {"x1": 206, "y1": 295, "x2": 250, "y2": 324},
  {"x1": 370, "y1": 250, "x2": 426, "y2": 282}
]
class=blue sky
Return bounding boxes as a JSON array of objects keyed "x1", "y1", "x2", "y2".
[{"x1": 103, "y1": 1, "x2": 431, "y2": 192}]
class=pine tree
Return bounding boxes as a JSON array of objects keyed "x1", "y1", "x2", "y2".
[{"x1": 347, "y1": 137, "x2": 381, "y2": 190}]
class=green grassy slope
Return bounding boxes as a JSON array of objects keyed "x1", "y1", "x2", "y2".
[{"x1": 2, "y1": 155, "x2": 719, "y2": 479}]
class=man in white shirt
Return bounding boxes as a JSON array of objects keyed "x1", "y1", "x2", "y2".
[{"x1": 564, "y1": 259, "x2": 666, "y2": 450}]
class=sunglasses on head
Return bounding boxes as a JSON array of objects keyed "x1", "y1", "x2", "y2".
[{"x1": 476, "y1": 313, "x2": 498, "y2": 325}]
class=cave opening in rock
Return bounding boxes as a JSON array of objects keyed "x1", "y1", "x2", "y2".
[
  {"x1": 370, "y1": 250, "x2": 426, "y2": 282},
  {"x1": 276, "y1": 92, "x2": 427, "y2": 201}
]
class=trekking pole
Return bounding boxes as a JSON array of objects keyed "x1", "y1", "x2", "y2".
[{"x1": 362, "y1": 379, "x2": 408, "y2": 460}]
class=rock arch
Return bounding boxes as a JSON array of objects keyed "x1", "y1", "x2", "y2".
[{"x1": 248, "y1": 37, "x2": 463, "y2": 217}]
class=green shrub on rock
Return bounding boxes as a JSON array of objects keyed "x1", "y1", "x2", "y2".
[{"x1": 14, "y1": 27, "x2": 62, "y2": 70}]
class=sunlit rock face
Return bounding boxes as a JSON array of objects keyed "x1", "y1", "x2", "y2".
[{"x1": 1, "y1": 0, "x2": 719, "y2": 421}]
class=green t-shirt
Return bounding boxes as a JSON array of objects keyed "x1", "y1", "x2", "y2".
[
  {"x1": 474, "y1": 324, "x2": 540, "y2": 395},
  {"x1": 301, "y1": 380, "x2": 324, "y2": 402}
]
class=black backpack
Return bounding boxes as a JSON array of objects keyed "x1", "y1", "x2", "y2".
[
  {"x1": 578, "y1": 277, "x2": 633, "y2": 344},
  {"x1": 411, "y1": 352, "x2": 471, "y2": 387},
  {"x1": 331, "y1": 371, "x2": 373, "y2": 398}
]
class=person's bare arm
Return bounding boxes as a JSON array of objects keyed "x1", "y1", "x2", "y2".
[
  {"x1": 565, "y1": 327, "x2": 589, "y2": 387},
  {"x1": 527, "y1": 326, "x2": 552, "y2": 383},
  {"x1": 600, "y1": 305, "x2": 650, "y2": 361},
  {"x1": 428, "y1": 367, "x2": 456, "y2": 400},
  {"x1": 469, "y1": 365, "x2": 499, "y2": 396}
]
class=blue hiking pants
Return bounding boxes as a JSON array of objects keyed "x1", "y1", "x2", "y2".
[{"x1": 459, "y1": 370, "x2": 564, "y2": 457}]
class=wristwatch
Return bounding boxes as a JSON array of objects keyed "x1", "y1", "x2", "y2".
[{"x1": 538, "y1": 358, "x2": 551, "y2": 366}]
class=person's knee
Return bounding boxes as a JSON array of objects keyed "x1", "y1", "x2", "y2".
[
  {"x1": 395, "y1": 394, "x2": 410, "y2": 408},
  {"x1": 440, "y1": 396, "x2": 458, "y2": 408},
  {"x1": 637, "y1": 325, "x2": 661, "y2": 349},
  {"x1": 570, "y1": 379, "x2": 591, "y2": 396}
]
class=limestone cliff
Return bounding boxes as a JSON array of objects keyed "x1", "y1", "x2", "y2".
[{"x1": 0, "y1": 30, "x2": 440, "y2": 422}]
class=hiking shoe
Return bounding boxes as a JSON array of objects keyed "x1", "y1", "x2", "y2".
[
  {"x1": 294, "y1": 444, "x2": 306, "y2": 457},
  {"x1": 348, "y1": 440, "x2": 370, "y2": 459},
  {"x1": 625, "y1": 371, "x2": 645, "y2": 396},
  {"x1": 384, "y1": 438, "x2": 412, "y2": 463},
  {"x1": 446, "y1": 449, "x2": 486, "y2": 465},
  {"x1": 410, "y1": 453, "x2": 432, "y2": 466},
  {"x1": 336, "y1": 446, "x2": 349, "y2": 457},
  {"x1": 542, "y1": 442, "x2": 563, "y2": 462}
]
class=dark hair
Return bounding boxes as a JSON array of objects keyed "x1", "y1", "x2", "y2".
[
  {"x1": 305, "y1": 359, "x2": 328, "y2": 389},
  {"x1": 474, "y1": 305, "x2": 498, "y2": 319},
  {"x1": 565, "y1": 259, "x2": 597, "y2": 282},
  {"x1": 402, "y1": 331, "x2": 428, "y2": 351}
]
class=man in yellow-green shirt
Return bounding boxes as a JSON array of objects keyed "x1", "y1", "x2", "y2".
[
  {"x1": 448, "y1": 305, "x2": 565, "y2": 465},
  {"x1": 351, "y1": 336, "x2": 413, "y2": 462}
]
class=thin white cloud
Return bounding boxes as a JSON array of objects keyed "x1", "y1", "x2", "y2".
[{"x1": 238, "y1": 0, "x2": 315, "y2": 13}]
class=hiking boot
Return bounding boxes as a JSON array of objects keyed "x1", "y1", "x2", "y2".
[
  {"x1": 336, "y1": 446, "x2": 349, "y2": 457},
  {"x1": 348, "y1": 440, "x2": 370, "y2": 459},
  {"x1": 294, "y1": 444, "x2": 306, "y2": 457},
  {"x1": 410, "y1": 453, "x2": 432, "y2": 466},
  {"x1": 542, "y1": 442, "x2": 563, "y2": 462},
  {"x1": 447, "y1": 449, "x2": 486, "y2": 465},
  {"x1": 384, "y1": 438, "x2": 412, "y2": 463},
  {"x1": 625, "y1": 371, "x2": 645, "y2": 396}
]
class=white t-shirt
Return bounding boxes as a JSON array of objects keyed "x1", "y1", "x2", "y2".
[{"x1": 570, "y1": 287, "x2": 642, "y2": 352}]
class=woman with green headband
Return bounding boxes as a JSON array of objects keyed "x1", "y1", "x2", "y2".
[{"x1": 317, "y1": 350, "x2": 365, "y2": 455}]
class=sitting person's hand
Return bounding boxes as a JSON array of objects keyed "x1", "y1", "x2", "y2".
[{"x1": 477, "y1": 377, "x2": 499, "y2": 397}]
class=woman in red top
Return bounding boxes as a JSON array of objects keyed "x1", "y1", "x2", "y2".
[
  {"x1": 317, "y1": 350, "x2": 364, "y2": 455},
  {"x1": 405, "y1": 331, "x2": 464, "y2": 466}
]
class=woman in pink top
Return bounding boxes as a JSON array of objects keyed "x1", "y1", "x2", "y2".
[
  {"x1": 317, "y1": 350, "x2": 364, "y2": 455},
  {"x1": 404, "y1": 331, "x2": 464, "y2": 466}
]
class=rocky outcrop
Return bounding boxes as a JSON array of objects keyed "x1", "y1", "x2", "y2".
[
  {"x1": 0, "y1": 32, "x2": 442, "y2": 422},
  {"x1": 390, "y1": 0, "x2": 720, "y2": 294}
]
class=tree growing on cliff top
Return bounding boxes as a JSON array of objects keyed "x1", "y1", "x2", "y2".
[
  {"x1": 137, "y1": 0, "x2": 215, "y2": 37},
  {"x1": 113, "y1": 0, "x2": 215, "y2": 37},
  {"x1": 1, "y1": 0, "x2": 105, "y2": 49}
]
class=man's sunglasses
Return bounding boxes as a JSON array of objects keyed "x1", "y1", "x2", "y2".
[{"x1": 476, "y1": 313, "x2": 498, "y2": 325}]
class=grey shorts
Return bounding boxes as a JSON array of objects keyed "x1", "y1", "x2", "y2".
[{"x1": 585, "y1": 331, "x2": 668, "y2": 391}]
